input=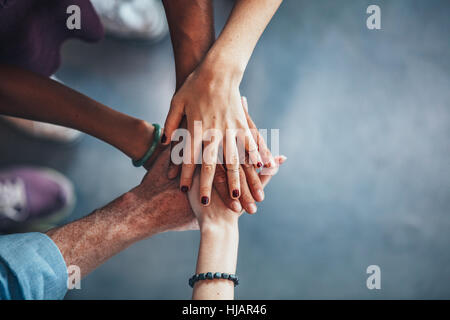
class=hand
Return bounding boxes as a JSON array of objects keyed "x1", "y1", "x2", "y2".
[
  {"x1": 189, "y1": 153, "x2": 285, "y2": 301},
  {"x1": 188, "y1": 155, "x2": 286, "y2": 229},
  {"x1": 165, "y1": 95, "x2": 274, "y2": 214},
  {"x1": 128, "y1": 146, "x2": 199, "y2": 239},
  {"x1": 161, "y1": 59, "x2": 264, "y2": 206},
  {"x1": 212, "y1": 97, "x2": 276, "y2": 214},
  {"x1": 47, "y1": 146, "x2": 199, "y2": 279}
]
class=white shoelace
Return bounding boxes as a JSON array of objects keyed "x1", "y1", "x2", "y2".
[{"x1": 0, "y1": 178, "x2": 28, "y2": 221}]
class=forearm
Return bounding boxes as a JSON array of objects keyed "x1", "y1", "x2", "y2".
[
  {"x1": 46, "y1": 191, "x2": 156, "y2": 278},
  {"x1": 162, "y1": 0, "x2": 215, "y2": 89},
  {"x1": 193, "y1": 220, "x2": 239, "y2": 300},
  {"x1": 0, "y1": 64, "x2": 153, "y2": 160},
  {"x1": 204, "y1": 0, "x2": 282, "y2": 81}
]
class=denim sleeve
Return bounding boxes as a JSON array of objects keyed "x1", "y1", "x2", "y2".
[{"x1": 0, "y1": 232, "x2": 68, "y2": 300}]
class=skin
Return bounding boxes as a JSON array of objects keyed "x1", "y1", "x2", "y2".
[
  {"x1": 0, "y1": 64, "x2": 264, "y2": 214},
  {"x1": 162, "y1": 0, "x2": 215, "y2": 92},
  {"x1": 162, "y1": 0, "x2": 282, "y2": 205},
  {"x1": 162, "y1": 0, "x2": 214, "y2": 181},
  {"x1": 0, "y1": 0, "x2": 277, "y2": 212},
  {"x1": 46, "y1": 148, "x2": 285, "y2": 297},
  {"x1": 189, "y1": 155, "x2": 286, "y2": 300},
  {"x1": 0, "y1": 64, "x2": 154, "y2": 163},
  {"x1": 1, "y1": 1, "x2": 285, "y2": 299},
  {"x1": 46, "y1": 148, "x2": 198, "y2": 278},
  {"x1": 162, "y1": 0, "x2": 274, "y2": 213}
]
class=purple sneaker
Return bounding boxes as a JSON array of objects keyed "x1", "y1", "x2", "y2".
[{"x1": 0, "y1": 167, "x2": 75, "y2": 233}]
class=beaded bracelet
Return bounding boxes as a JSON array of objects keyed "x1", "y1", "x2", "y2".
[
  {"x1": 189, "y1": 272, "x2": 239, "y2": 288},
  {"x1": 132, "y1": 123, "x2": 162, "y2": 167}
]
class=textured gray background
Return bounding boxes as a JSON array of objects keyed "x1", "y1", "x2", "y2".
[{"x1": 0, "y1": 0, "x2": 449, "y2": 299}]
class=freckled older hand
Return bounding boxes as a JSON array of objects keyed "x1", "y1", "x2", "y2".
[{"x1": 130, "y1": 146, "x2": 199, "y2": 236}]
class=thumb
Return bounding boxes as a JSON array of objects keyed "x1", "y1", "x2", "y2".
[{"x1": 162, "y1": 97, "x2": 184, "y2": 145}]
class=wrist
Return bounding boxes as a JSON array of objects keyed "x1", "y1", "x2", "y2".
[
  {"x1": 119, "y1": 189, "x2": 162, "y2": 242},
  {"x1": 200, "y1": 216, "x2": 239, "y2": 235},
  {"x1": 46, "y1": 190, "x2": 149, "y2": 275},
  {"x1": 99, "y1": 191, "x2": 149, "y2": 244},
  {"x1": 200, "y1": 48, "x2": 245, "y2": 85},
  {"x1": 174, "y1": 43, "x2": 214, "y2": 90},
  {"x1": 97, "y1": 190, "x2": 161, "y2": 244},
  {"x1": 126, "y1": 120, "x2": 155, "y2": 161},
  {"x1": 196, "y1": 217, "x2": 239, "y2": 277}
]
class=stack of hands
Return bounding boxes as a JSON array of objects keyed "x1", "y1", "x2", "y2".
[
  {"x1": 0, "y1": 0, "x2": 286, "y2": 299},
  {"x1": 48, "y1": 140, "x2": 285, "y2": 299}
]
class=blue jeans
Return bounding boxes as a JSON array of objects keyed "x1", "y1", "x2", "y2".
[{"x1": 0, "y1": 233, "x2": 67, "y2": 300}]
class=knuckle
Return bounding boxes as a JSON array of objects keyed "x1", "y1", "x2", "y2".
[
  {"x1": 226, "y1": 154, "x2": 239, "y2": 165},
  {"x1": 183, "y1": 163, "x2": 196, "y2": 170},
  {"x1": 236, "y1": 118, "x2": 248, "y2": 129},
  {"x1": 250, "y1": 180, "x2": 262, "y2": 190},
  {"x1": 242, "y1": 158, "x2": 252, "y2": 167},
  {"x1": 180, "y1": 178, "x2": 192, "y2": 186},
  {"x1": 171, "y1": 95, "x2": 182, "y2": 107},
  {"x1": 257, "y1": 134, "x2": 267, "y2": 145},
  {"x1": 202, "y1": 164, "x2": 215, "y2": 173},
  {"x1": 225, "y1": 163, "x2": 239, "y2": 170},
  {"x1": 227, "y1": 173, "x2": 239, "y2": 184},
  {"x1": 242, "y1": 193, "x2": 254, "y2": 203},
  {"x1": 263, "y1": 149, "x2": 272, "y2": 158},
  {"x1": 199, "y1": 186, "x2": 211, "y2": 195},
  {"x1": 226, "y1": 199, "x2": 237, "y2": 208},
  {"x1": 181, "y1": 172, "x2": 194, "y2": 181},
  {"x1": 227, "y1": 177, "x2": 239, "y2": 187},
  {"x1": 209, "y1": 148, "x2": 218, "y2": 160},
  {"x1": 204, "y1": 153, "x2": 218, "y2": 165},
  {"x1": 164, "y1": 119, "x2": 173, "y2": 130}
]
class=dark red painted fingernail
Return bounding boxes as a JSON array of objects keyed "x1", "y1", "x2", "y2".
[
  {"x1": 201, "y1": 196, "x2": 209, "y2": 205},
  {"x1": 232, "y1": 189, "x2": 240, "y2": 198},
  {"x1": 257, "y1": 162, "x2": 263, "y2": 168},
  {"x1": 161, "y1": 134, "x2": 167, "y2": 144},
  {"x1": 181, "y1": 186, "x2": 188, "y2": 193}
]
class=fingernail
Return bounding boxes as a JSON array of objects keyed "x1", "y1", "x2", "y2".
[
  {"x1": 257, "y1": 162, "x2": 263, "y2": 168},
  {"x1": 231, "y1": 201, "x2": 242, "y2": 212},
  {"x1": 201, "y1": 196, "x2": 209, "y2": 205},
  {"x1": 232, "y1": 190, "x2": 240, "y2": 198},
  {"x1": 248, "y1": 203, "x2": 257, "y2": 214},
  {"x1": 161, "y1": 134, "x2": 167, "y2": 144},
  {"x1": 181, "y1": 186, "x2": 188, "y2": 193},
  {"x1": 256, "y1": 189, "x2": 265, "y2": 201}
]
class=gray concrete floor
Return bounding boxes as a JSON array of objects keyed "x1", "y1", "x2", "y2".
[{"x1": 1, "y1": 0, "x2": 449, "y2": 299}]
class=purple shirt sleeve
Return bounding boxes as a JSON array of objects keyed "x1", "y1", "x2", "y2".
[{"x1": 0, "y1": 0, "x2": 103, "y2": 76}]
